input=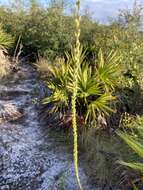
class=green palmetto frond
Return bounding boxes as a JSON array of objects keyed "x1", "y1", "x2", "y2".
[
  {"x1": 86, "y1": 93, "x2": 116, "y2": 122},
  {"x1": 43, "y1": 80, "x2": 69, "y2": 112},
  {"x1": 67, "y1": 47, "x2": 86, "y2": 86},
  {"x1": 43, "y1": 90, "x2": 69, "y2": 113},
  {"x1": 77, "y1": 64, "x2": 101, "y2": 99},
  {"x1": 96, "y1": 49, "x2": 122, "y2": 90},
  {"x1": 118, "y1": 132, "x2": 143, "y2": 159},
  {"x1": 118, "y1": 161, "x2": 143, "y2": 173},
  {"x1": 117, "y1": 131, "x2": 143, "y2": 174},
  {"x1": 42, "y1": 58, "x2": 71, "y2": 113}
]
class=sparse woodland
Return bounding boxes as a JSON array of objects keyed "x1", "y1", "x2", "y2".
[{"x1": 1, "y1": 0, "x2": 143, "y2": 189}]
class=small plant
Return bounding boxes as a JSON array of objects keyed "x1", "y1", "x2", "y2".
[
  {"x1": 117, "y1": 117, "x2": 143, "y2": 189},
  {"x1": 0, "y1": 25, "x2": 13, "y2": 78},
  {"x1": 118, "y1": 131, "x2": 143, "y2": 172},
  {"x1": 0, "y1": 26, "x2": 13, "y2": 48}
]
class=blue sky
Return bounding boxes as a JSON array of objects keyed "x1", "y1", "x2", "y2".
[
  {"x1": 82, "y1": 0, "x2": 143, "y2": 23},
  {"x1": 0, "y1": 0, "x2": 143, "y2": 23}
]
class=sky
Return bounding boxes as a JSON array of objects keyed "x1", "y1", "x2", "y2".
[
  {"x1": 0, "y1": 0, "x2": 143, "y2": 23},
  {"x1": 82, "y1": 0, "x2": 143, "y2": 23}
]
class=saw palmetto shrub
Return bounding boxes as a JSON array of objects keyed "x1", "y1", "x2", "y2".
[{"x1": 39, "y1": 48, "x2": 122, "y2": 128}]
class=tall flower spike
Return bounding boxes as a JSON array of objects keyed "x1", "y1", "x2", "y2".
[{"x1": 72, "y1": 0, "x2": 83, "y2": 190}]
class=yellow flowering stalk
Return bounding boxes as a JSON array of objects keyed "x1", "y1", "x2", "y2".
[{"x1": 72, "y1": 0, "x2": 83, "y2": 190}]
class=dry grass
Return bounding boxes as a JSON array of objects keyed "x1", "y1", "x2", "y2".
[
  {"x1": 0, "y1": 101, "x2": 22, "y2": 123},
  {"x1": 36, "y1": 57, "x2": 48, "y2": 71},
  {"x1": 0, "y1": 48, "x2": 11, "y2": 78}
]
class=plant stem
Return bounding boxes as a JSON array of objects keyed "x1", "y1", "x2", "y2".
[{"x1": 72, "y1": 0, "x2": 83, "y2": 190}]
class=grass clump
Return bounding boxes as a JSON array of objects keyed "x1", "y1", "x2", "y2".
[{"x1": 0, "y1": 26, "x2": 13, "y2": 78}]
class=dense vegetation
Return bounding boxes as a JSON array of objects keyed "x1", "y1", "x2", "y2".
[{"x1": 1, "y1": 0, "x2": 143, "y2": 189}]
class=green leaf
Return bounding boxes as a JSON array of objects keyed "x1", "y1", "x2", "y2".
[
  {"x1": 118, "y1": 161, "x2": 143, "y2": 173},
  {"x1": 117, "y1": 132, "x2": 143, "y2": 159}
]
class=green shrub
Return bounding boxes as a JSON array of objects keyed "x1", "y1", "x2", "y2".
[
  {"x1": 41, "y1": 48, "x2": 122, "y2": 126},
  {"x1": 0, "y1": 5, "x2": 75, "y2": 59}
]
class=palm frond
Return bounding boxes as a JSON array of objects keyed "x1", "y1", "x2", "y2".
[
  {"x1": 77, "y1": 64, "x2": 101, "y2": 99},
  {"x1": 117, "y1": 132, "x2": 143, "y2": 159},
  {"x1": 42, "y1": 57, "x2": 71, "y2": 113},
  {"x1": 118, "y1": 161, "x2": 143, "y2": 173},
  {"x1": 96, "y1": 49, "x2": 122, "y2": 90},
  {"x1": 86, "y1": 93, "x2": 116, "y2": 122}
]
